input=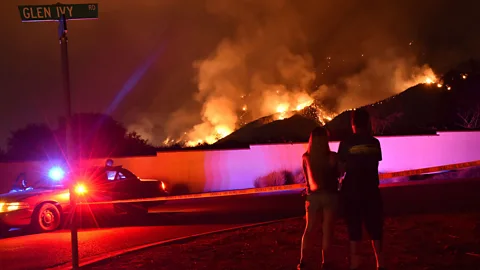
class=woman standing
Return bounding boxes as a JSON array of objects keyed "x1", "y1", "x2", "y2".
[{"x1": 298, "y1": 126, "x2": 340, "y2": 270}]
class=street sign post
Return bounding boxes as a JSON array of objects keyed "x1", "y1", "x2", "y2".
[
  {"x1": 18, "y1": 3, "x2": 98, "y2": 269},
  {"x1": 18, "y1": 3, "x2": 98, "y2": 22}
]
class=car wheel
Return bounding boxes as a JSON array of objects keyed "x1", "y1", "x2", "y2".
[{"x1": 32, "y1": 203, "x2": 62, "y2": 233}]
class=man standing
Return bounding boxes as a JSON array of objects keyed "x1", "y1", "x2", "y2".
[{"x1": 338, "y1": 109, "x2": 386, "y2": 270}]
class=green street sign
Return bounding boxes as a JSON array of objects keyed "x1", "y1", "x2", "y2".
[{"x1": 18, "y1": 3, "x2": 98, "y2": 22}]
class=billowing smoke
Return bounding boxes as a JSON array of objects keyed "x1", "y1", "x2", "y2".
[
  {"x1": 122, "y1": 0, "x2": 478, "y2": 146},
  {"x1": 2, "y1": 0, "x2": 478, "y2": 148},
  {"x1": 163, "y1": 0, "x2": 438, "y2": 146},
  {"x1": 164, "y1": 0, "x2": 321, "y2": 145},
  {"x1": 313, "y1": 54, "x2": 437, "y2": 112},
  {"x1": 127, "y1": 117, "x2": 155, "y2": 142}
]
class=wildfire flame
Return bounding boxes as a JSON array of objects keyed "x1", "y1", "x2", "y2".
[
  {"x1": 276, "y1": 103, "x2": 288, "y2": 120},
  {"x1": 174, "y1": 92, "x2": 319, "y2": 147},
  {"x1": 296, "y1": 100, "x2": 314, "y2": 111},
  {"x1": 411, "y1": 69, "x2": 444, "y2": 89},
  {"x1": 400, "y1": 65, "x2": 439, "y2": 89},
  {"x1": 163, "y1": 64, "x2": 441, "y2": 148},
  {"x1": 276, "y1": 104, "x2": 288, "y2": 113},
  {"x1": 421, "y1": 72, "x2": 446, "y2": 89}
]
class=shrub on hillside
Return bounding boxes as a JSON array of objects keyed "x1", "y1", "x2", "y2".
[
  {"x1": 427, "y1": 166, "x2": 480, "y2": 180},
  {"x1": 293, "y1": 169, "x2": 306, "y2": 184},
  {"x1": 254, "y1": 170, "x2": 295, "y2": 188},
  {"x1": 458, "y1": 166, "x2": 480, "y2": 178},
  {"x1": 380, "y1": 176, "x2": 410, "y2": 184}
]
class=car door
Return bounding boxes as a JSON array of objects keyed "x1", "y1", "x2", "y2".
[
  {"x1": 112, "y1": 170, "x2": 139, "y2": 200},
  {"x1": 89, "y1": 168, "x2": 117, "y2": 202},
  {"x1": 81, "y1": 168, "x2": 118, "y2": 215}
]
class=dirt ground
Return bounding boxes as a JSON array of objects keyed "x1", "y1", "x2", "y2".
[{"x1": 83, "y1": 211, "x2": 480, "y2": 270}]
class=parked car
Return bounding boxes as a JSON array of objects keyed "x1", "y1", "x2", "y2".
[{"x1": 0, "y1": 164, "x2": 168, "y2": 234}]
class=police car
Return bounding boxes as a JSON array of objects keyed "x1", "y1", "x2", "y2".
[{"x1": 0, "y1": 161, "x2": 168, "y2": 234}]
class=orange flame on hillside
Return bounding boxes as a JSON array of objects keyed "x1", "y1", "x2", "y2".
[
  {"x1": 161, "y1": 63, "x2": 441, "y2": 148},
  {"x1": 172, "y1": 90, "x2": 319, "y2": 147}
]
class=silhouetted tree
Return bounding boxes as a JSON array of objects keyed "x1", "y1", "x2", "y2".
[
  {"x1": 67, "y1": 113, "x2": 128, "y2": 159},
  {"x1": 456, "y1": 105, "x2": 480, "y2": 129},
  {"x1": 123, "y1": 131, "x2": 157, "y2": 156},
  {"x1": 368, "y1": 108, "x2": 404, "y2": 135},
  {"x1": 6, "y1": 124, "x2": 62, "y2": 161},
  {"x1": 4, "y1": 113, "x2": 156, "y2": 161}
]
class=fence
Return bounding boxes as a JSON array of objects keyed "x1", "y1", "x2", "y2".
[{"x1": 1, "y1": 131, "x2": 479, "y2": 195}]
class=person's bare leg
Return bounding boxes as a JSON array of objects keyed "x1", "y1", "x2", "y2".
[
  {"x1": 349, "y1": 241, "x2": 361, "y2": 269},
  {"x1": 372, "y1": 240, "x2": 385, "y2": 268},
  {"x1": 299, "y1": 203, "x2": 317, "y2": 266},
  {"x1": 321, "y1": 207, "x2": 335, "y2": 265}
]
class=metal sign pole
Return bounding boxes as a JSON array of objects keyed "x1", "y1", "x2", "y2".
[
  {"x1": 59, "y1": 14, "x2": 79, "y2": 270},
  {"x1": 58, "y1": 14, "x2": 73, "y2": 157},
  {"x1": 69, "y1": 192, "x2": 79, "y2": 269},
  {"x1": 18, "y1": 3, "x2": 99, "y2": 269}
]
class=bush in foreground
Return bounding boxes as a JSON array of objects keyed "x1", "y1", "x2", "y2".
[{"x1": 253, "y1": 170, "x2": 295, "y2": 188}]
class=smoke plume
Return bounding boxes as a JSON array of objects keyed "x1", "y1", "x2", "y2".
[
  {"x1": 165, "y1": 0, "x2": 321, "y2": 145},
  {"x1": 2, "y1": 0, "x2": 479, "y2": 148},
  {"x1": 135, "y1": 0, "x2": 478, "y2": 146},
  {"x1": 313, "y1": 54, "x2": 438, "y2": 112}
]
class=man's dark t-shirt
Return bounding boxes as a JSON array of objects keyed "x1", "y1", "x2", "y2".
[{"x1": 338, "y1": 134, "x2": 382, "y2": 195}]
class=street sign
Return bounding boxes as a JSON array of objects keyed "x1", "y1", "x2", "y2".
[
  {"x1": 18, "y1": 3, "x2": 98, "y2": 22},
  {"x1": 18, "y1": 4, "x2": 99, "y2": 269}
]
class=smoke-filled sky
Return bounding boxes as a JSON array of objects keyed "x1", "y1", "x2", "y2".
[{"x1": 1, "y1": 0, "x2": 479, "y2": 147}]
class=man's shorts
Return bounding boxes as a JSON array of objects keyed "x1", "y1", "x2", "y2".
[{"x1": 342, "y1": 189, "x2": 383, "y2": 241}]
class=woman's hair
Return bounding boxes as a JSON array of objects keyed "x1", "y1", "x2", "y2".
[
  {"x1": 307, "y1": 126, "x2": 330, "y2": 156},
  {"x1": 307, "y1": 126, "x2": 331, "y2": 170},
  {"x1": 304, "y1": 126, "x2": 335, "y2": 190},
  {"x1": 304, "y1": 126, "x2": 332, "y2": 187}
]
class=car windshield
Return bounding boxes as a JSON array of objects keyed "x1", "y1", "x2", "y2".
[
  {"x1": 10, "y1": 177, "x2": 66, "y2": 192},
  {"x1": 119, "y1": 168, "x2": 137, "y2": 179}
]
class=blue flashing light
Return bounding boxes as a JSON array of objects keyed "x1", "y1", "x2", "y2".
[{"x1": 48, "y1": 166, "x2": 65, "y2": 181}]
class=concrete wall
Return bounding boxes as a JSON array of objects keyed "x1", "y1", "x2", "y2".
[{"x1": 0, "y1": 131, "x2": 479, "y2": 194}]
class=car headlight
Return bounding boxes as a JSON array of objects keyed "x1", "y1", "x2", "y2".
[{"x1": 0, "y1": 202, "x2": 30, "y2": 213}]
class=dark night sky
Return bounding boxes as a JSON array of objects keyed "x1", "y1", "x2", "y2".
[{"x1": 1, "y1": 0, "x2": 479, "y2": 147}]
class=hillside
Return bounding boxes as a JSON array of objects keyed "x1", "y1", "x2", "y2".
[
  {"x1": 215, "y1": 114, "x2": 319, "y2": 146},
  {"x1": 215, "y1": 66, "x2": 480, "y2": 145}
]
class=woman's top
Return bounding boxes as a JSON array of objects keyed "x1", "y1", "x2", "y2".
[{"x1": 302, "y1": 151, "x2": 339, "y2": 194}]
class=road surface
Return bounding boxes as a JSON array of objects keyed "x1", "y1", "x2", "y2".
[
  {"x1": 0, "y1": 224, "x2": 249, "y2": 270},
  {"x1": 1, "y1": 178, "x2": 480, "y2": 270},
  {"x1": 0, "y1": 191, "x2": 304, "y2": 270}
]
